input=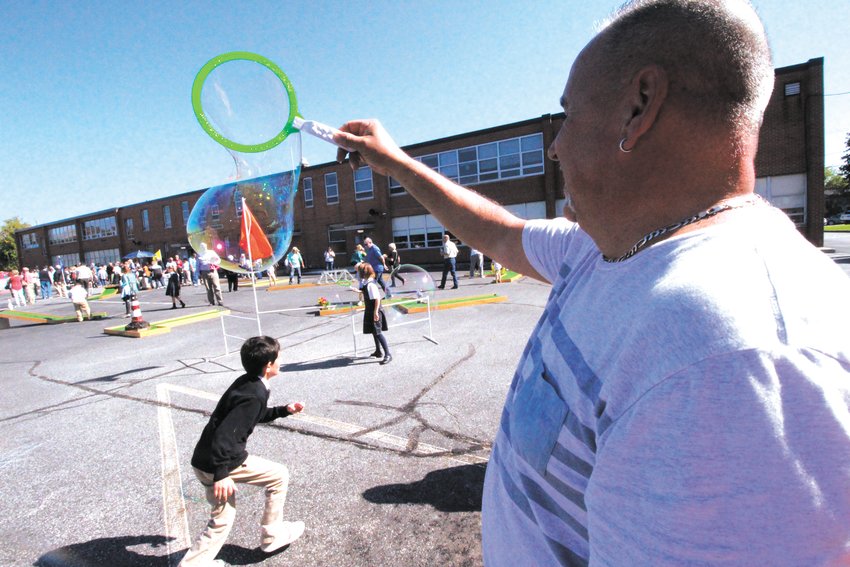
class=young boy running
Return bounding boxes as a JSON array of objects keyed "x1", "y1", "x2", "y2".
[{"x1": 180, "y1": 336, "x2": 305, "y2": 567}]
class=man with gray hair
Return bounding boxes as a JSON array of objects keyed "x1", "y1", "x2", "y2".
[{"x1": 334, "y1": 1, "x2": 850, "y2": 564}]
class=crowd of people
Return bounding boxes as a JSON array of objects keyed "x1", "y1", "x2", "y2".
[{"x1": 7, "y1": 242, "x2": 501, "y2": 312}]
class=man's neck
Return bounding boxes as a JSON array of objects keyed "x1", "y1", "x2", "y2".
[{"x1": 594, "y1": 144, "x2": 756, "y2": 259}]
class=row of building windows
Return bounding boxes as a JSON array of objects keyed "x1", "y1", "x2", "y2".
[
  {"x1": 84, "y1": 248, "x2": 121, "y2": 266},
  {"x1": 22, "y1": 233, "x2": 39, "y2": 249},
  {"x1": 389, "y1": 201, "x2": 548, "y2": 250},
  {"x1": 128, "y1": 202, "x2": 190, "y2": 236},
  {"x1": 388, "y1": 133, "x2": 545, "y2": 195},
  {"x1": 83, "y1": 217, "x2": 118, "y2": 241},
  {"x1": 391, "y1": 214, "x2": 446, "y2": 250},
  {"x1": 48, "y1": 248, "x2": 120, "y2": 268},
  {"x1": 49, "y1": 225, "x2": 77, "y2": 245},
  {"x1": 51, "y1": 253, "x2": 81, "y2": 267},
  {"x1": 302, "y1": 167, "x2": 374, "y2": 208},
  {"x1": 32, "y1": 201, "x2": 193, "y2": 250},
  {"x1": 300, "y1": 134, "x2": 545, "y2": 209}
]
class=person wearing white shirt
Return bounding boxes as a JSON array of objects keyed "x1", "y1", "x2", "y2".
[
  {"x1": 438, "y1": 234, "x2": 459, "y2": 289},
  {"x1": 68, "y1": 282, "x2": 90, "y2": 322}
]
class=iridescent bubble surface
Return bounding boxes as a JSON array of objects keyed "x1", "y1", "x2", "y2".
[
  {"x1": 386, "y1": 264, "x2": 436, "y2": 324},
  {"x1": 186, "y1": 166, "x2": 299, "y2": 274}
]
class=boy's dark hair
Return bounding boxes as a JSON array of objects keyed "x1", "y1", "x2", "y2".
[{"x1": 240, "y1": 336, "x2": 281, "y2": 376}]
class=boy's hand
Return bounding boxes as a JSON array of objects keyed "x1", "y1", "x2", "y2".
[
  {"x1": 286, "y1": 402, "x2": 304, "y2": 414},
  {"x1": 213, "y1": 477, "x2": 236, "y2": 502}
]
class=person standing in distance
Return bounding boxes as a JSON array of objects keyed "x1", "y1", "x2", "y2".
[
  {"x1": 331, "y1": 1, "x2": 850, "y2": 564},
  {"x1": 437, "y1": 234, "x2": 458, "y2": 289},
  {"x1": 469, "y1": 247, "x2": 485, "y2": 278},
  {"x1": 197, "y1": 243, "x2": 224, "y2": 306},
  {"x1": 324, "y1": 247, "x2": 336, "y2": 271},
  {"x1": 287, "y1": 247, "x2": 305, "y2": 284}
]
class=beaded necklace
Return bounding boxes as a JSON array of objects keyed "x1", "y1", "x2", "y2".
[{"x1": 603, "y1": 194, "x2": 764, "y2": 263}]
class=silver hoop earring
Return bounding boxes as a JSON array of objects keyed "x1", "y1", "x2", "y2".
[{"x1": 619, "y1": 138, "x2": 632, "y2": 153}]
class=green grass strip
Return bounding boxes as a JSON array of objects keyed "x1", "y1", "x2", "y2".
[
  {"x1": 1, "y1": 310, "x2": 108, "y2": 323},
  {"x1": 89, "y1": 287, "x2": 118, "y2": 300},
  {"x1": 825, "y1": 224, "x2": 850, "y2": 232}
]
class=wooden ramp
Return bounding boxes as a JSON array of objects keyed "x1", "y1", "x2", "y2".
[
  {"x1": 103, "y1": 308, "x2": 229, "y2": 338},
  {"x1": 396, "y1": 293, "x2": 507, "y2": 314},
  {"x1": 316, "y1": 293, "x2": 507, "y2": 316},
  {"x1": 0, "y1": 309, "x2": 109, "y2": 328}
]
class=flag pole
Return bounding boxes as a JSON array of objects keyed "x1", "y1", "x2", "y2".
[{"x1": 242, "y1": 197, "x2": 262, "y2": 335}]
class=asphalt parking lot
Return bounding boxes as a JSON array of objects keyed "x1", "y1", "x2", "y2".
[
  {"x1": 0, "y1": 269, "x2": 550, "y2": 567},
  {"x1": 2, "y1": 237, "x2": 848, "y2": 567}
]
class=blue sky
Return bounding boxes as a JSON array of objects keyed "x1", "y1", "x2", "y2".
[{"x1": 1, "y1": 0, "x2": 848, "y2": 226}]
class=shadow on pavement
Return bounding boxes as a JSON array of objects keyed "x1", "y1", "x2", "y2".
[
  {"x1": 282, "y1": 356, "x2": 361, "y2": 372},
  {"x1": 74, "y1": 366, "x2": 162, "y2": 384},
  {"x1": 34, "y1": 534, "x2": 173, "y2": 566},
  {"x1": 362, "y1": 463, "x2": 486, "y2": 512},
  {"x1": 34, "y1": 535, "x2": 274, "y2": 567}
]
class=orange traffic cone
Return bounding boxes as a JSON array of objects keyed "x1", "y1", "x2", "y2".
[{"x1": 125, "y1": 296, "x2": 150, "y2": 330}]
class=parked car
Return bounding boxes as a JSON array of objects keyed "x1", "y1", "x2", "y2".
[
  {"x1": 826, "y1": 215, "x2": 842, "y2": 225},
  {"x1": 840, "y1": 211, "x2": 850, "y2": 224}
]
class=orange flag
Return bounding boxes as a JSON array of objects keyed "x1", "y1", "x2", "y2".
[{"x1": 239, "y1": 200, "x2": 274, "y2": 261}]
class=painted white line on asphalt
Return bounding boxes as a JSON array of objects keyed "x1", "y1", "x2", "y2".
[
  {"x1": 156, "y1": 383, "x2": 191, "y2": 566},
  {"x1": 157, "y1": 381, "x2": 487, "y2": 562}
]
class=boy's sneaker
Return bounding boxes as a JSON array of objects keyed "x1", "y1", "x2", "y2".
[{"x1": 261, "y1": 520, "x2": 305, "y2": 553}]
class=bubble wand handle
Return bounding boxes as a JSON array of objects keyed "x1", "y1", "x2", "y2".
[{"x1": 292, "y1": 116, "x2": 353, "y2": 150}]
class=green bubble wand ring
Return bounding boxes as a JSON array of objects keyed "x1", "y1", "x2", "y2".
[{"x1": 192, "y1": 51, "x2": 348, "y2": 153}]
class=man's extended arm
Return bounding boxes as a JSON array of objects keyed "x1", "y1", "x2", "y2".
[{"x1": 335, "y1": 120, "x2": 543, "y2": 281}]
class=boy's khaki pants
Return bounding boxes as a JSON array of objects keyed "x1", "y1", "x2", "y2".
[
  {"x1": 73, "y1": 300, "x2": 90, "y2": 322},
  {"x1": 179, "y1": 455, "x2": 289, "y2": 566}
]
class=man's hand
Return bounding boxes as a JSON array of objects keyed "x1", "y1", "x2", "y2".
[
  {"x1": 334, "y1": 120, "x2": 408, "y2": 176},
  {"x1": 286, "y1": 402, "x2": 304, "y2": 414},
  {"x1": 213, "y1": 477, "x2": 236, "y2": 502}
]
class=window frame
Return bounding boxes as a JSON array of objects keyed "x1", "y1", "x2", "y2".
[
  {"x1": 325, "y1": 172, "x2": 339, "y2": 206},
  {"x1": 388, "y1": 133, "x2": 545, "y2": 192},
  {"x1": 354, "y1": 167, "x2": 374, "y2": 201},
  {"x1": 304, "y1": 177, "x2": 314, "y2": 208},
  {"x1": 163, "y1": 205, "x2": 172, "y2": 229}
]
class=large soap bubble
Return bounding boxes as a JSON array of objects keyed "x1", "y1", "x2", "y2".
[
  {"x1": 385, "y1": 264, "x2": 436, "y2": 324},
  {"x1": 388, "y1": 265, "x2": 436, "y2": 300},
  {"x1": 187, "y1": 167, "x2": 298, "y2": 274}
]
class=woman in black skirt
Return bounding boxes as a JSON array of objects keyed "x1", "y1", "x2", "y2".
[
  {"x1": 358, "y1": 263, "x2": 391, "y2": 364},
  {"x1": 165, "y1": 266, "x2": 186, "y2": 309}
]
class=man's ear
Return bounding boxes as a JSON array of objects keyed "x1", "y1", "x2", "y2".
[{"x1": 621, "y1": 64, "x2": 668, "y2": 148}]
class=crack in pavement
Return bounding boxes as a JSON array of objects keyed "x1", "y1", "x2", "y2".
[
  {"x1": 18, "y1": 344, "x2": 492, "y2": 461},
  {"x1": 336, "y1": 344, "x2": 492, "y2": 456}
]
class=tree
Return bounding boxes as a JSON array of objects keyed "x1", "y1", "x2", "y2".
[
  {"x1": 0, "y1": 217, "x2": 31, "y2": 271},
  {"x1": 825, "y1": 166, "x2": 849, "y2": 193}
]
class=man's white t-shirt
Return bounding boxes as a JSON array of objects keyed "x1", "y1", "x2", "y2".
[{"x1": 482, "y1": 204, "x2": 850, "y2": 565}]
